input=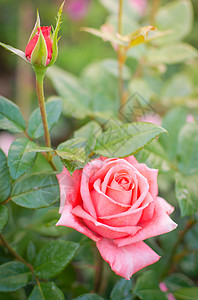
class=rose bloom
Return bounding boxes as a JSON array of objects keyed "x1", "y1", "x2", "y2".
[
  {"x1": 57, "y1": 156, "x2": 177, "y2": 279},
  {"x1": 25, "y1": 26, "x2": 53, "y2": 65}
]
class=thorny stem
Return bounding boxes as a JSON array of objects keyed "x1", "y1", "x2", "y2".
[
  {"x1": 94, "y1": 248, "x2": 104, "y2": 294},
  {"x1": 0, "y1": 234, "x2": 40, "y2": 286},
  {"x1": 161, "y1": 218, "x2": 197, "y2": 279},
  {"x1": 118, "y1": 0, "x2": 125, "y2": 113}
]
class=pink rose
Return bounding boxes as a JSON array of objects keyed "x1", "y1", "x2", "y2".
[{"x1": 57, "y1": 156, "x2": 177, "y2": 279}]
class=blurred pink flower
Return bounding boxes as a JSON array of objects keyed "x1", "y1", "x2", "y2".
[
  {"x1": 0, "y1": 132, "x2": 15, "y2": 156},
  {"x1": 138, "y1": 113, "x2": 162, "y2": 125},
  {"x1": 66, "y1": 0, "x2": 91, "y2": 21},
  {"x1": 129, "y1": 0, "x2": 148, "y2": 16},
  {"x1": 159, "y1": 283, "x2": 176, "y2": 300},
  {"x1": 186, "y1": 114, "x2": 194, "y2": 123}
]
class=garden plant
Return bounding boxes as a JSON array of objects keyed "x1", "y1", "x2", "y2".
[{"x1": 0, "y1": 0, "x2": 198, "y2": 299}]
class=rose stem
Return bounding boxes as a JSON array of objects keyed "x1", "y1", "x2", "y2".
[
  {"x1": 161, "y1": 218, "x2": 197, "y2": 279},
  {"x1": 0, "y1": 233, "x2": 41, "y2": 286},
  {"x1": 150, "y1": 0, "x2": 161, "y2": 25},
  {"x1": 35, "y1": 70, "x2": 51, "y2": 149},
  {"x1": 94, "y1": 248, "x2": 104, "y2": 293},
  {"x1": 118, "y1": 0, "x2": 125, "y2": 112}
]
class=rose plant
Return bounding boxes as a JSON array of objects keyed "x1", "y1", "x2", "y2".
[{"x1": 0, "y1": 0, "x2": 198, "y2": 299}]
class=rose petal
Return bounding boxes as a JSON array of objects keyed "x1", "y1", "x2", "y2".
[
  {"x1": 158, "y1": 197, "x2": 175, "y2": 215},
  {"x1": 114, "y1": 200, "x2": 177, "y2": 247},
  {"x1": 72, "y1": 205, "x2": 141, "y2": 239},
  {"x1": 135, "y1": 163, "x2": 158, "y2": 198},
  {"x1": 57, "y1": 167, "x2": 81, "y2": 213},
  {"x1": 56, "y1": 203, "x2": 100, "y2": 242},
  {"x1": 96, "y1": 238, "x2": 160, "y2": 279},
  {"x1": 81, "y1": 159, "x2": 104, "y2": 218}
]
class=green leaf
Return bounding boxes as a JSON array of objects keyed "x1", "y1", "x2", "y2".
[
  {"x1": 28, "y1": 282, "x2": 64, "y2": 300},
  {"x1": 159, "y1": 107, "x2": 187, "y2": 161},
  {"x1": 135, "y1": 140, "x2": 171, "y2": 172},
  {"x1": 11, "y1": 173, "x2": 59, "y2": 208},
  {"x1": 94, "y1": 122, "x2": 167, "y2": 158},
  {"x1": 28, "y1": 97, "x2": 62, "y2": 139},
  {"x1": 110, "y1": 278, "x2": 132, "y2": 300},
  {"x1": 28, "y1": 10, "x2": 40, "y2": 43},
  {"x1": 0, "y1": 205, "x2": 9, "y2": 232},
  {"x1": 0, "y1": 42, "x2": 27, "y2": 62},
  {"x1": 147, "y1": 43, "x2": 197, "y2": 65},
  {"x1": 26, "y1": 241, "x2": 36, "y2": 265},
  {"x1": 134, "y1": 270, "x2": 168, "y2": 300},
  {"x1": 34, "y1": 240, "x2": 79, "y2": 279},
  {"x1": 8, "y1": 138, "x2": 37, "y2": 180},
  {"x1": 47, "y1": 66, "x2": 91, "y2": 119},
  {"x1": 177, "y1": 123, "x2": 198, "y2": 176},
  {"x1": 155, "y1": 0, "x2": 193, "y2": 44},
  {"x1": 162, "y1": 74, "x2": 192, "y2": 101},
  {"x1": 74, "y1": 294, "x2": 104, "y2": 300},
  {"x1": 74, "y1": 121, "x2": 102, "y2": 155},
  {"x1": 174, "y1": 287, "x2": 198, "y2": 300},
  {"x1": 0, "y1": 262, "x2": 31, "y2": 292},
  {"x1": 175, "y1": 173, "x2": 197, "y2": 217},
  {"x1": 0, "y1": 149, "x2": 11, "y2": 202},
  {"x1": 0, "y1": 96, "x2": 26, "y2": 133},
  {"x1": 57, "y1": 138, "x2": 87, "y2": 173},
  {"x1": 101, "y1": 59, "x2": 131, "y2": 80}
]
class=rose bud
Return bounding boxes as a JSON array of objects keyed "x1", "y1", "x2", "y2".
[{"x1": 25, "y1": 26, "x2": 53, "y2": 67}]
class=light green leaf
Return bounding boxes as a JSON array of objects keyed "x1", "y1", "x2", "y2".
[
  {"x1": 110, "y1": 278, "x2": 132, "y2": 300},
  {"x1": 101, "y1": 59, "x2": 131, "y2": 80},
  {"x1": 28, "y1": 282, "x2": 64, "y2": 300},
  {"x1": 8, "y1": 138, "x2": 37, "y2": 180},
  {"x1": 148, "y1": 43, "x2": 197, "y2": 65},
  {"x1": 0, "y1": 205, "x2": 9, "y2": 233},
  {"x1": 28, "y1": 10, "x2": 40, "y2": 43},
  {"x1": 134, "y1": 270, "x2": 168, "y2": 300},
  {"x1": 11, "y1": 173, "x2": 59, "y2": 208},
  {"x1": 174, "y1": 287, "x2": 198, "y2": 300},
  {"x1": 0, "y1": 42, "x2": 27, "y2": 62},
  {"x1": 25, "y1": 146, "x2": 53, "y2": 154},
  {"x1": 0, "y1": 149, "x2": 11, "y2": 202},
  {"x1": 0, "y1": 262, "x2": 31, "y2": 292},
  {"x1": 177, "y1": 123, "x2": 198, "y2": 175},
  {"x1": 175, "y1": 172, "x2": 197, "y2": 217},
  {"x1": 136, "y1": 140, "x2": 171, "y2": 172},
  {"x1": 155, "y1": 0, "x2": 193, "y2": 44},
  {"x1": 47, "y1": 66, "x2": 91, "y2": 119},
  {"x1": 159, "y1": 107, "x2": 187, "y2": 161},
  {"x1": 35, "y1": 240, "x2": 79, "y2": 279},
  {"x1": 0, "y1": 96, "x2": 26, "y2": 133},
  {"x1": 28, "y1": 97, "x2": 62, "y2": 139},
  {"x1": 94, "y1": 122, "x2": 167, "y2": 158},
  {"x1": 74, "y1": 121, "x2": 102, "y2": 155}
]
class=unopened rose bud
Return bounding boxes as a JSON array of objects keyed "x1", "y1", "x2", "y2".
[{"x1": 25, "y1": 26, "x2": 53, "y2": 67}]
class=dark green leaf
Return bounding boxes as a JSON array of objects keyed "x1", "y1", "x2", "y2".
[
  {"x1": 35, "y1": 240, "x2": 79, "y2": 279},
  {"x1": 74, "y1": 121, "x2": 102, "y2": 155},
  {"x1": 0, "y1": 149, "x2": 11, "y2": 202},
  {"x1": 135, "y1": 140, "x2": 170, "y2": 172},
  {"x1": 110, "y1": 278, "x2": 132, "y2": 300},
  {"x1": 28, "y1": 97, "x2": 62, "y2": 139},
  {"x1": 26, "y1": 241, "x2": 36, "y2": 265},
  {"x1": 0, "y1": 262, "x2": 31, "y2": 292},
  {"x1": 175, "y1": 173, "x2": 198, "y2": 216},
  {"x1": 174, "y1": 287, "x2": 198, "y2": 300},
  {"x1": 159, "y1": 107, "x2": 187, "y2": 161},
  {"x1": 47, "y1": 66, "x2": 91, "y2": 119},
  {"x1": 28, "y1": 282, "x2": 64, "y2": 300},
  {"x1": 134, "y1": 270, "x2": 168, "y2": 300},
  {"x1": 8, "y1": 138, "x2": 37, "y2": 180},
  {"x1": 165, "y1": 273, "x2": 194, "y2": 291},
  {"x1": 11, "y1": 173, "x2": 59, "y2": 208},
  {"x1": 0, "y1": 205, "x2": 9, "y2": 232},
  {"x1": 177, "y1": 123, "x2": 198, "y2": 175},
  {"x1": 0, "y1": 96, "x2": 26, "y2": 133},
  {"x1": 94, "y1": 122, "x2": 167, "y2": 157},
  {"x1": 74, "y1": 294, "x2": 104, "y2": 300}
]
